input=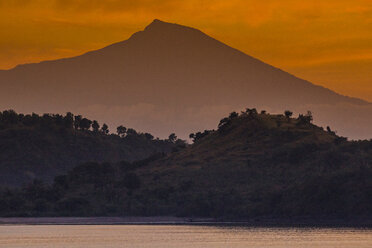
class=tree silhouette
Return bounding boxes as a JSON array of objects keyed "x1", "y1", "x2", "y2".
[
  {"x1": 74, "y1": 115, "x2": 82, "y2": 130},
  {"x1": 101, "y1": 123, "x2": 109, "y2": 134},
  {"x1": 117, "y1": 125, "x2": 127, "y2": 137},
  {"x1": 306, "y1": 111, "x2": 313, "y2": 123},
  {"x1": 229, "y1": 111, "x2": 239, "y2": 119},
  {"x1": 144, "y1": 133, "x2": 154, "y2": 140},
  {"x1": 218, "y1": 117, "x2": 230, "y2": 129},
  {"x1": 64, "y1": 112, "x2": 74, "y2": 129},
  {"x1": 79, "y1": 118, "x2": 92, "y2": 131},
  {"x1": 126, "y1": 128, "x2": 137, "y2": 136},
  {"x1": 1, "y1": 109, "x2": 18, "y2": 124},
  {"x1": 189, "y1": 130, "x2": 211, "y2": 142},
  {"x1": 168, "y1": 133, "x2": 177, "y2": 143},
  {"x1": 284, "y1": 110, "x2": 293, "y2": 122},
  {"x1": 92, "y1": 120, "x2": 100, "y2": 133},
  {"x1": 246, "y1": 108, "x2": 258, "y2": 117},
  {"x1": 297, "y1": 111, "x2": 313, "y2": 125}
]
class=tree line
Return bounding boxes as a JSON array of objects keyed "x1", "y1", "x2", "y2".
[{"x1": 0, "y1": 110, "x2": 185, "y2": 143}]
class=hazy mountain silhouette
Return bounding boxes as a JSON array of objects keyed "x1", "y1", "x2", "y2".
[{"x1": 0, "y1": 19, "x2": 371, "y2": 139}]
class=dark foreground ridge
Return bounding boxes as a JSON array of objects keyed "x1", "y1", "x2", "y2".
[
  {"x1": 0, "y1": 110, "x2": 179, "y2": 187},
  {"x1": 1, "y1": 109, "x2": 372, "y2": 220}
]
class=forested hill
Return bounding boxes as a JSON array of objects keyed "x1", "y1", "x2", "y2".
[
  {"x1": 2, "y1": 109, "x2": 372, "y2": 218},
  {"x1": 0, "y1": 110, "x2": 179, "y2": 187},
  {"x1": 135, "y1": 109, "x2": 372, "y2": 217}
]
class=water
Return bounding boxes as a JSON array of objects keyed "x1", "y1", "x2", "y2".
[{"x1": 0, "y1": 225, "x2": 371, "y2": 248}]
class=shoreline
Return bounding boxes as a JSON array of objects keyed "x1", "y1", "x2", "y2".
[
  {"x1": 1, "y1": 216, "x2": 372, "y2": 228},
  {"x1": 0, "y1": 217, "x2": 211, "y2": 226}
]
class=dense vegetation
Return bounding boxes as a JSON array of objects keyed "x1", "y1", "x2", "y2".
[
  {"x1": 1, "y1": 109, "x2": 372, "y2": 219},
  {"x1": 0, "y1": 110, "x2": 179, "y2": 187}
]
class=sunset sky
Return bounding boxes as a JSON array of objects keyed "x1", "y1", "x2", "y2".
[{"x1": 1, "y1": 0, "x2": 371, "y2": 101}]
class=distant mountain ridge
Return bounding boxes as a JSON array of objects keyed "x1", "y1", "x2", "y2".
[{"x1": 0, "y1": 19, "x2": 371, "y2": 139}]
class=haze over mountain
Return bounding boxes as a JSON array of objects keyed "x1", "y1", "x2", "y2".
[{"x1": 0, "y1": 19, "x2": 371, "y2": 139}]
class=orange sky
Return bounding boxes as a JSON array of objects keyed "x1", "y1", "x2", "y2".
[{"x1": 1, "y1": 0, "x2": 371, "y2": 101}]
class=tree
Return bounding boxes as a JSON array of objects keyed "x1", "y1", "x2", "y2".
[
  {"x1": 168, "y1": 133, "x2": 177, "y2": 143},
  {"x1": 306, "y1": 111, "x2": 313, "y2": 123},
  {"x1": 144, "y1": 133, "x2": 154, "y2": 140},
  {"x1": 92, "y1": 120, "x2": 100, "y2": 133},
  {"x1": 117, "y1": 125, "x2": 127, "y2": 137},
  {"x1": 101, "y1": 123, "x2": 109, "y2": 134},
  {"x1": 284, "y1": 110, "x2": 293, "y2": 122},
  {"x1": 246, "y1": 108, "x2": 258, "y2": 117},
  {"x1": 74, "y1": 115, "x2": 82, "y2": 130},
  {"x1": 284, "y1": 110, "x2": 293, "y2": 118},
  {"x1": 229, "y1": 111, "x2": 239, "y2": 119},
  {"x1": 175, "y1": 139, "x2": 187, "y2": 148},
  {"x1": 1, "y1": 110, "x2": 18, "y2": 124},
  {"x1": 79, "y1": 118, "x2": 92, "y2": 131},
  {"x1": 126, "y1": 128, "x2": 137, "y2": 136},
  {"x1": 64, "y1": 112, "x2": 74, "y2": 129},
  {"x1": 189, "y1": 130, "x2": 211, "y2": 142},
  {"x1": 297, "y1": 111, "x2": 313, "y2": 125},
  {"x1": 54, "y1": 114, "x2": 64, "y2": 126},
  {"x1": 326, "y1": 126, "x2": 336, "y2": 135},
  {"x1": 22, "y1": 114, "x2": 37, "y2": 127},
  {"x1": 218, "y1": 117, "x2": 230, "y2": 129}
]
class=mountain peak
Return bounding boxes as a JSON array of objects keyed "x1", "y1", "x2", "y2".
[
  {"x1": 144, "y1": 19, "x2": 171, "y2": 30},
  {"x1": 151, "y1": 19, "x2": 165, "y2": 24},
  {"x1": 143, "y1": 19, "x2": 200, "y2": 35}
]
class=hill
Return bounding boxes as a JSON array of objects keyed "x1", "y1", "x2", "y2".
[
  {"x1": 0, "y1": 19, "x2": 371, "y2": 139},
  {"x1": 2, "y1": 109, "x2": 372, "y2": 218},
  {"x1": 0, "y1": 110, "x2": 177, "y2": 187}
]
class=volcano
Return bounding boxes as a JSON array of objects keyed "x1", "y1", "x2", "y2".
[{"x1": 0, "y1": 19, "x2": 371, "y2": 139}]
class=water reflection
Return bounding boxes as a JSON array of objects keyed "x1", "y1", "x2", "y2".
[{"x1": 0, "y1": 225, "x2": 371, "y2": 248}]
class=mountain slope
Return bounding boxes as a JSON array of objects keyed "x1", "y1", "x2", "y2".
[{"x1": 0, "y1": 19, "x2": 371, "y2": 139}]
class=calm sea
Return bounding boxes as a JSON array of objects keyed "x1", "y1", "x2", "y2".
[{"x1": 0, "y1": 225, "x2": 371, "y2": 248}]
